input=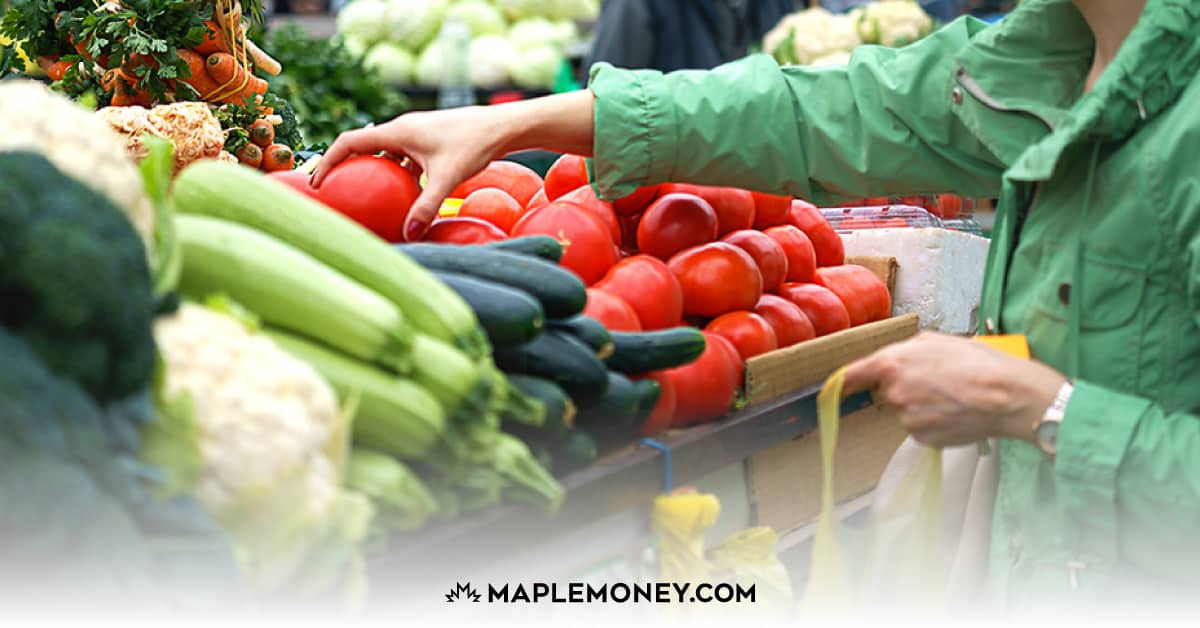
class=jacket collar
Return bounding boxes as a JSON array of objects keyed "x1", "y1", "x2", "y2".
[{"x1": 956, "y1": 0, "x2": 1200, "y2": 182}]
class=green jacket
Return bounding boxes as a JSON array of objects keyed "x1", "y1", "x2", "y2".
[{"x1": 588, "y1": 0, "x2": 1200, "y2": 611}]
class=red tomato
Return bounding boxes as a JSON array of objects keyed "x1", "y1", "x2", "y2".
[
  {"x1": 450, "y1": 160, "x2": 543, "y2": 207},
  {"x1": 594, "y1": 255, "x2": 683, "y2": 330},
  {"x1": 935, "y1": 194, "x2": 964, "y2": 220},
  {"x1": 750, "y1": 191, "x2": 792, "y2": 228},
  {"x1": 613, "y1": 184, "x2": 660, "y2": 216},
  {"x1": 709, "y1": 329, "x2": 745, "y2": 389},
  {"x1": 544, "y1": 154, "x2": 590, "y2": 200},
  {"x1": 753, "y1": 294, "x2": 816, "y2": 347},
  {"x1": 658, "y1": 183, "x2": 755, "y2": 235},
  {"x1": 317, "y1": 155, "x2": 420, "y2": 242},
  {"x1": 583, "y1": 288, "x2": 642, "y2": 332},
  {"x1": 422, "y1": 217, "x2": 508, "y2": 245},
  {"x1": 667, "y1": 243, "x2": 763, "y2": 317},
  {"x1": 526, "y1": 188, "x2": 550, "y2": 213},
  {"x1": 666, "y1": 331, "x2": 741, "y2": 426},
  {"x1": 618, "y1": 214, "x2": 641, "y2": 256},
  {"x1": 764, "y1": 225, "x2": 818, "y2": 282},
  {"x1": 637, "y1": 193, "x2": 719, "y2": 260},
  {"x1": 458, "y1": 188, "x2": 524, "y2": 233},
  {"x1": 814, "y1": 265, "x2": 892, "y2": 326},
  {"x1": 704, "y1": 311, "x2": 778, "y2": 361},
  {"x1": 635, "y1": 371, "x2": 676, "y2": 436},
  {"x1": 267, "y1": 170, "x2": 323, "y2": 203},
  {"x1": 720, "y1": 229, "x2": 789, "y2": 292},
  {"x1": 787, "y1": 199, "x2": 844, "y2": 267},
  {"x1": 861, "y1": 197, "x2": 891, "y2": 206},
  {"x1": 512, "y1": 203, "x2": 618, "y2": 284},
  {"x1": 559, "y1": 185, "x2": 621, "y2": 243},
  {"x1": 776, "y1": 283, "x2": 852, "y2": 337}
]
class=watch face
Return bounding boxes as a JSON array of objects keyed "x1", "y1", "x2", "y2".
[{"x1": 1036, "y1": 421, "x2": 1060, "y2": 456}]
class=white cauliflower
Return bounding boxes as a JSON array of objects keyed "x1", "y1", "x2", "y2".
[
  {"x1": 763, "y1": 8, "x2": 862, "y2": 66},
  {"x1": 154, "y1": 303, "x2": 345, "y2": 520},
  {"x1": 855, "y1": 0, "x2": 934, "y2": 47},
  {"x1": 0, "y1": 80, "x2": 155, "y2": 256}
]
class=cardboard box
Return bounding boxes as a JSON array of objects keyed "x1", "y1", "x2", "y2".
[{"x1": 741, "y1": 256, "x2": 917, "y2": 534}]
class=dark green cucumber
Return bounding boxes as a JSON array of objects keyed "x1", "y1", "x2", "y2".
[
  {"x1": 548, "y1": 315, "x2": 614, "y2": 359},
  {"x1": 505, "y1": 375, "x2": 575, "y2": 440},
  {"x1": 605, "y1": 328, "x2": 707, "y2": 374},
  {"x1": 483, "y1": 236, "x2": 564, "y2": 263},
  {"x1": 552, "y1": 430, "x2": 598, "y2": 475},
  {"x1": 493, "y1": 330, "x2": 609, "y2": 403},
  {"x1": 397, "y1": 243, "x2": 586, "y2": 317},
  {"x1": 577, "y1": 371, "x2": 641, "y2": 429},
  {"x1": 631, "y1": 378, "x2": 661, "y2": 430},
  {"x1": 433, "y1": 271, "x2": 544, "y2": 348}
]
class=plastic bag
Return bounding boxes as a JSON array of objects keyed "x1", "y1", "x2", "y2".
[{"x1": 802, "y1": 366, "x2": 946, "y2": 615}]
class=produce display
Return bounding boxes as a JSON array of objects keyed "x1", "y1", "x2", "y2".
[
  {"x1": 0, "y1": 0, "x2": 308, "y2": 166},
  {"x1": 335, "y1": 0, "x2": 598, "y2": 90},
  {"x1": 763, "y1": 0, "x2": 934, "y2": 66}
]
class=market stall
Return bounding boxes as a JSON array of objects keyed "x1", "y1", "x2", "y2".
[{"x1": 0, "y1": 0, "x2": 995, "y2": 618}]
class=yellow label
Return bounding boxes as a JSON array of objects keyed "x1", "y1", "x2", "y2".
[
  {"x1": 975, "y1": 334, "x2": 1031, "y2": 359},
  {"x1": 438, "y1": 198, "x2": 463, "y2": 218}
]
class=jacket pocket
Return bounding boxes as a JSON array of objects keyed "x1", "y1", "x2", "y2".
[{"x1": 1031, "y1": 252, "x2": 1148, "y2": 330}]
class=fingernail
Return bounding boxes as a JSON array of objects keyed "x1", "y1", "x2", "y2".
[{"x1": 405, "y1": 219, "x2": 427, "y2": 242}]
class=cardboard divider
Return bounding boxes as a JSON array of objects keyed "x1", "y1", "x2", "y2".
[{"x1": 744, "y1": 313, "x2": 919, "y2": 407}]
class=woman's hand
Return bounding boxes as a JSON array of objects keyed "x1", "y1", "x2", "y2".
[
  {"x1": 842, "y1": 332, "x2": 1068, "y2": 448},
  {"x1": 310, "y1": 91, "x2": 596, "y2": 241}
]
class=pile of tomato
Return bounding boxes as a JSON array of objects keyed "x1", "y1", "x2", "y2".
[{"x1": 284, "y1": 153, "x2": 894, "y2": 431}]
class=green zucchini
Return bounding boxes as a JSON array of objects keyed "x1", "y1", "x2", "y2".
[
  {"x1": 548, "y1": 315, "x2": 614, "y2": 359},
  {"x1": 482, "y1": 236, "x2": 564, "y2": 263},
  {"x1": 506, "y1": 375, "x2": 575, "y2": 439},
  {"x1": 493, "y1": 330, "x2": 608, "y2": 403},
  {"x1": 632, "y1": 378, "x2": 662, "y2": 430},
  {"x1": 605, "y1": 328, "x2": 708, "y2": 374},
  {"x1": 552, "y1": 430, "x2": 598, "y2": 476},
  {"x1": 397, "y1": 243, "x2": 587, "y2": 318},
  {"x1": 577, "y1": 371, "x2": 641, "y2": 432},
  {"x1": 434, "y1": 271, "x2": 545, "y2": 348}
]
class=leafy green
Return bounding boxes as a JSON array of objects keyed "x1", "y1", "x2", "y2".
[{"x1": 255, "y1": 23, "x2": 407, "y2": 149}]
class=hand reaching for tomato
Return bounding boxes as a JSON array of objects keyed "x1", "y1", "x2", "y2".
[
  {"x1": 311, "y1": 91, "x2": 597, "y2": 241},
  {"x1": 842, "y1": 332, "x2": 1067, "y2": 448}
]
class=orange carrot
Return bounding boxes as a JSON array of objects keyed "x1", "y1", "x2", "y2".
[
  {"x1": 46, "y1": 60, "x2": 72, "y2": 82},
  {"x1": 205, "y1": 52, "x2": 241, "y2": 86},
  {"x1": 196, "y1": 20, "x2": 230, "y2": 56},
  {"x1": 177, "y1": 48, "x2": 219, "y2": 99},
  {"x1": 262, "y1": 144, "x2": 294, "y2": 172},
  {"x1": 237, "y1": 143, "x2": 263, "y2": 168},
  {"x1": 249, "y1": 119, "x2": 275, "y2": 148}
]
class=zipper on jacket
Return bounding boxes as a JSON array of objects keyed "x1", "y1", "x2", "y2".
[{"x1": 956, "y1": 66, "x2": 1049, "y2": 333}]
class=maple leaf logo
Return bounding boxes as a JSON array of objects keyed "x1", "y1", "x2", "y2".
[{"x1": 445, "y1": 582, "x2": 482, "y2": 603}]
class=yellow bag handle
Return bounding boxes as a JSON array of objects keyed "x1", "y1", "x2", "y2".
[{"x1": 803, "y1": 365, "x2": 854, "y2": 609}]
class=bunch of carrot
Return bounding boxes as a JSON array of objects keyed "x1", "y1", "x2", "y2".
[
  {"x1": 177, "y1": 1, "x2": 281, "y2": 106},
  {"x1": 234, "y1": 117, "x2": 294, "y2": 173}
]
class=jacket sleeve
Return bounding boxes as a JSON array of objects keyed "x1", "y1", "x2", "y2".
[
  {"x1": 1054, "y1": 381, "x2": 1200, "y2": 579},
  {"x1": 587, "y1": 17, "x2": 1006, "y2": 203}
]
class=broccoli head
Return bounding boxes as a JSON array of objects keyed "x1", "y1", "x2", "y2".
[{"x1": 0, "y1": 151, "x2": 157, "y2": 403}]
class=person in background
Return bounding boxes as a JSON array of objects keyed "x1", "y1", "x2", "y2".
[{"x1": 583, "y1": 0, "x2": 796, "y2": 72}]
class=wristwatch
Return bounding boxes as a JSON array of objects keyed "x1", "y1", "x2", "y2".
[{"x1": 1034, "y1": 382, "x2": 1074, "y2": 456}]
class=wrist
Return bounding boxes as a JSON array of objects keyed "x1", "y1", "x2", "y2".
[{"x1": 995, "y1": 368, "x2": 1070, "y2": 445}]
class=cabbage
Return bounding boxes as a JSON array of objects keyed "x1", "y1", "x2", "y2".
[
  {"x1": 415, "y1": 40, "x2": 448, "y2": 87},
  {"x1": 495, "y1": 0, "x2": 541, "y2": 21},
  {"x1": 364, "y1": 41, "x2": 416, "y2": 85},
  {"x1": 468, "y1": 35, "x2": 518, "y2": 88},
  {"x1": 507, "y1": 45, "x2": 562, "y2": 90},
  {"x1": 547, "y1": 0, "x2": 598, "y2": 21},
  {"x1": 553, "y1": 19, "x2": 580, "y2": 48},
  {"x1": 386, "y1": 0, "x2": 450, "y2": 50},
  {"x1": 339, "y1": 36, "x2": 371, "y2": 58},
  {"x1": 509, "y1": 17, "x2": 564, "y2": 53},
  {"x1": 446, "y1": 1, "x2": 508, "y2": 37},
  {"x1": 336, "y1": 0, "x2": 391, "y2": 45}
]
